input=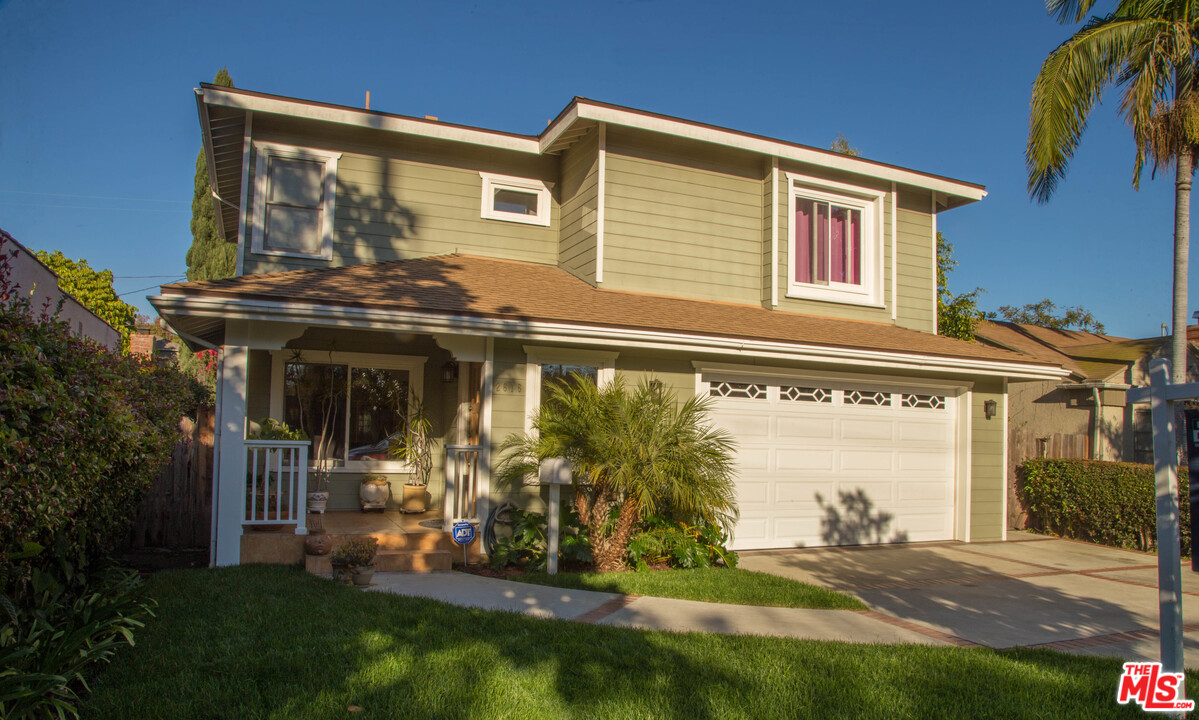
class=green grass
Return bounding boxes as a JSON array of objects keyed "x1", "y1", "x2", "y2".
[
  {"x1": 79, "y1": 565, "x2": 1190, "y2": 719},
  {"x1": 507, "y1": 566, "x2": 867, "y2": 610}
]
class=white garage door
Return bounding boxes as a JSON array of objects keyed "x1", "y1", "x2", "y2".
[{"x1": 707, "y1": 377, "x2": 959, "y2": 550}]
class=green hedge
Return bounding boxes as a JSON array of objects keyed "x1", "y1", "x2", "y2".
[{"x1": 1018, "y1": 458, "x2": 1190, "y2": 556}]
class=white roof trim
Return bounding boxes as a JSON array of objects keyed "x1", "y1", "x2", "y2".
[
  {"x1": 151, "y1": 293, "x2": 1067, "y2": 381},
  {"x1": 198, "y1": 87, "x2": 541, "y2": 155},
  {"x1": 543, "y1": 101, "x2": 986, "y2": 202}
]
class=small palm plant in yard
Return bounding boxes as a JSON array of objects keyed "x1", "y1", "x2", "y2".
[{"x1": 496, "y1": 374, "x2": 738, "y2": 572}]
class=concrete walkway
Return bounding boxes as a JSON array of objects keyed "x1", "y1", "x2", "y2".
[
  {"x1": 368, "y1": 533, "x2": 1199, "y2": 666},
  {"x1": 368, "y1": 571, "x2": 940, "y2": 645}
]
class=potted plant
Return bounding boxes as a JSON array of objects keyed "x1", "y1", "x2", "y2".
[
  {"x1": 330, "y1": 536, "x2": 378, "y2": 586},
  {"x1": 359, "y1": 473, "x2": 390, "y2": 512},
  {"x1": 306, "y1": 455, "x2": 331, "y2": 514},
  {"x1": 390, "y1": 395, "x2": 434, "y2": 513}
]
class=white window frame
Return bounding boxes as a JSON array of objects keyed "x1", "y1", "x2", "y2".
[
  {"x1": 785, "y1": 172, "x2": 885, "y2": 307},
  {"x1": 251, "y1": 142, "x2": 340, "y2": 260},
  {"x1": 269, "y1": 350, "x2": 425, "y2": 473},
  {"x1": 480, "y1": 172, "x2": 551, "y2": 227},
  {"x1": 523, "y1": 346, "x2": 618, "y2": 434}
]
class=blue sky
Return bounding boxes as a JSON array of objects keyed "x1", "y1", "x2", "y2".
[{"x1": 0, "y1": 0, "x2": 1182, "y2": 339}]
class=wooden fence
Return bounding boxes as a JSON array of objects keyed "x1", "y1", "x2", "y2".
[
  {"x1": 125, "y1": 406, "x2": 214, "y2": 551},
  {"x1": 1007, "y1": 429, "x2": 1089, "y2": 530}
]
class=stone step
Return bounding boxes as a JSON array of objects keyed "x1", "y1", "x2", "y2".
[{"x1": 306, "y1": 549, "x2": 452, "y2": 574}]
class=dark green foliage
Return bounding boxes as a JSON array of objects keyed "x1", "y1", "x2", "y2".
[
  {"x1": 1018, "y1": 458, "x2": 1189, "y2": 555},
  {"x1": 185, "y1": 68, "x2": 237, "y2": 283},
  {"x1": 626, "y1": 516, "x2": 738, "y2": 570},
  {"x1": 33, "y1": 249, "x2": 137, "y2": 352},
  {"x1": 989, "y1": 298, "x2": 1105, "y2": 333},
  {"x1": 489, "y1": 506, "x2": 592, "y2": 571},
  {"x1": 0, "y1": 561, "x2": 153, "y2": 720},
  {"x1": 935, "y1": 233, "x2": 984, "y2": 341}
]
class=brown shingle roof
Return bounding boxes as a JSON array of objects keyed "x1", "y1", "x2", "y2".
[
  {"x1": 976, "y1": 320, "x2": 1161, "y2": 382},
  {"x1": 160, "y1": 254, "x2": 1053, "y2": 367}
]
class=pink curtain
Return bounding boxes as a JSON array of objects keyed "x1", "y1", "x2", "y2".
[
  {"x1": 848, "y1": 208, "x2": 861, "y2": 285},
  {"x1": 795, "y1": 198, "x2": 814, "y2": 283},
  {"x1": 815, "y1": 202, "x2": 828, "y2": 283},
  {"x1": 830, "y1": 207, "x2": 847, "y2": 283}
]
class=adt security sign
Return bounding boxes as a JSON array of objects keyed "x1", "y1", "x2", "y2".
[{"x1": 452, "y1": 521, "x2": 476, "y2": 545}]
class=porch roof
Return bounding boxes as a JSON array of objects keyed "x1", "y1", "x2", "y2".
[{"x1": 154, "y1": 254, "x2": 1064, "y2": 378}]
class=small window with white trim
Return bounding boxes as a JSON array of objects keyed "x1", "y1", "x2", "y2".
[
  {"x1": 523, "y1": 346, "x2": 617, "y2": 434},
  {"x1": 252, "y1": 143, "x2": 340, "y2": 260},
  {"x1": 480, "y1": 173, "x2": 550, "y2": 226},
  {"x1": 786, "y1": 173, "x2": 885, "y2": 307}
]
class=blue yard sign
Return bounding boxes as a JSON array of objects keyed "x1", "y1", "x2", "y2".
[{"x1": 452, "y1": 521, "x2": 476, "y2": 546}]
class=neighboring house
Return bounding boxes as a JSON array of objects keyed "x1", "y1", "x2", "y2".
[
  {"x1": 974, "y1": 320, "x2": 1199, "y2": 528},
  {"x1": 152, "y1": 85, "x2": 1065, "y2": 566},
  {"x1": 1, "y1": 229, "x2": 121, "y2": 350}
]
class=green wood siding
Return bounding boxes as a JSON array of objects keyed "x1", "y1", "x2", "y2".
[
  {"x1": 970, "y1": 379, "x2": 1006, "y2": 541},
  {"x1": 558, "y1": 127, "x2": 599, "y2": 284},
  {"x1": 602, "y1": 127, "x2": 764, "y2": 303},
  {"x1": 240, "y1": 119, "x2": 559, "y2": 275},
  {"x1": 894, "y1": 191, "x2": 936, "y2": 333}
]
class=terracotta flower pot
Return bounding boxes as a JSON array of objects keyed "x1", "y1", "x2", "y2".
[{"x1": 304, "y1": 531, "x2": 332, "y2": 556}]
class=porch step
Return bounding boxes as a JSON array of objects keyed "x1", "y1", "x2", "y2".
[{"x1": 306, "y1": 549, "x2": 452, "y2": 574}]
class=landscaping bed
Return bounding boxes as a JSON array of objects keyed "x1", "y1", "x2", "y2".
[
  {"x1": 457, "y1": 562, "x2": 866, "y2": 610},
  {"x1": 81, "y1": 565, "x2": 1185, "y2": 719}
]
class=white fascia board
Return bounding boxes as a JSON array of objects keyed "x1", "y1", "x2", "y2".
[
  {"x1": 199, "y1": 87, "x2": 540, "y2": 155},
  {"x1": 539, "y1": 103, "x2": 580, "y2": 152},
  {"x1": 565, "y1": 101, "x2": 987, "y2": 203},
  {"x1": 195, "y1": 90, "x2": 227, "y2": 242},
  {"x1": 152, "y1": 294, "x2": 1069, "y2": 381}
]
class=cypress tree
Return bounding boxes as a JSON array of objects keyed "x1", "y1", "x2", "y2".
[{"x1": 185, "y1": 68, "x2": 238, "y2": 281}]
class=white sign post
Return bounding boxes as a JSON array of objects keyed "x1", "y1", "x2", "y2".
[
  {"x1": 1126, "y1": 358, "x2": 1199, "y2": 686},
  {"x1": 538, "y1": 457, "x2": 573, "y2": 575}
]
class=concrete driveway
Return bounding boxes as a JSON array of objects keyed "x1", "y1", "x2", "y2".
[{"x1": 740, "y1": 532, "x2": 1199, "y2": 666}]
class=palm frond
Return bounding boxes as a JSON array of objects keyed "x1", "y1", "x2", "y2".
[
  {"x1": 1047, "y1": 0, "x2": 1100, "y2": 24},
  {"x1": 1028, "y1": 14, "x2": 1150, "y2": 202}
]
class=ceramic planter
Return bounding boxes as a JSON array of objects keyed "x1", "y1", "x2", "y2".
[
  {"x1": 304, "y1": 530, "x2": 332, "y2": 556},
  {"x1": 351, "y1": 565, "x2": 376, "y2": 586},
  {"x1": 331, "y1": 562, "x2": 352, "y2": 584},
  {"x1": 359, "y1": 479, "x2": 390, "y2": 511},
  {"x1": 401, "y1": 483, "x2": 427, "y2": 513},
  {"x1": 306, "y1": 490, "x2": 329, "y2": 514}
]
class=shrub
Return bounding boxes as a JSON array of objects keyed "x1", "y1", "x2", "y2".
[
  {"x1": 489, "y1": 506, "x2": 592, "y2": 571},
  {"x1": 1018, "y1": 458, "x2": 1190, "y2": 555},
  {"x1": 331, "y1": 537, "x2": 378, "y2": 567},
  {"x1": 627, "y1": 516, "x2": 739, "y2": 571}
]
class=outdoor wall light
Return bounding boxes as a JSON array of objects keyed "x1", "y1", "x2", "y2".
[
  {"x1": 984, "y1": 399, "x2": 998, "y2": 420},
  {"x1": 441, "y1": 361, "x2": 459, "y2": 384}
]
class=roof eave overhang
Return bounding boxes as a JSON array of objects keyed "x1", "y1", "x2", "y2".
[
  {"x1": 541, "y1": 99, "x2": 987, "y2": 206},
  {"x1": 151, "y1": 293, "x2": 1067, "y2": 381},
  {"x1": 195, "y1": 89, "x2": 227, "y2": 242}
]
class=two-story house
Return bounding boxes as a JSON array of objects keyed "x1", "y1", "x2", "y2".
[{"x1": 153, "y1": 85, "x2": 1065, "y2": 567}]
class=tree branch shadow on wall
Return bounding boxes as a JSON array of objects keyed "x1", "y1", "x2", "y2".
[{"x1": 816, "y1": 489, "x2": 909, "y2": 546}]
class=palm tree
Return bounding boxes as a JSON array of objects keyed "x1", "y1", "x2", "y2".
[
  {"x1": 495, "y1": 374, "x2": 738, "y2": 572},
  {"x1": 1027, "y1": 0, "x2": 1199, "y2": 382}
]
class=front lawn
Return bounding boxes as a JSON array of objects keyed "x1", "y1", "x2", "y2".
[
  {"x1": 80, "y1": 565, "x2": 1184, "y2": 719},
  {"x1": 504, "y1": 566, "x2": 867, "y2": 610}
]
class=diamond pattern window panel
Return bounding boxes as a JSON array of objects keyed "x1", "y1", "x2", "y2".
[
  {"x1": 780, "y1": 386, "x2": 832, "y2": 403},
  {"x1": 901, "y1": 393, "x2": 946, "y2": 410},
  {"x1": 844, "y1": 389, "x2": 890, "y2": 406},
  {"x1": 710, "y1": 381, "x2": 767, "y2": 399}
]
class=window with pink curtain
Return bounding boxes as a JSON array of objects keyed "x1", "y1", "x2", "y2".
[
  {"x1": 796, "y1": 197, "x2": 862, "y2": 287},
  {"x1": 795, "y1": 198, "x2": 814, "y2": 284}
]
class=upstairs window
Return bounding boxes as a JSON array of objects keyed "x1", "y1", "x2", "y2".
[
  {"x1": 252, "y1": 143, "x2": 340, "y2": 259},
  {"x1": 786, "y1": 173, "x2": 884, "y2": 307},
  {"x1": 480, "y1": 172, "x2": 550, "y2": 226}
]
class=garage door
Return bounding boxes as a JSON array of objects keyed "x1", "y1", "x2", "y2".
[{"x1": 707, "y1": 376, "x2": 958, "y2": 550}]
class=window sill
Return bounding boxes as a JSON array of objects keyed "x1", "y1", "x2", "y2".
[
  {"x1": 250, "y1": 247, "x2": 332, "y2": 261},
  {"x1": 784, "y1": 290, "x2": 886, "y2": 309}
]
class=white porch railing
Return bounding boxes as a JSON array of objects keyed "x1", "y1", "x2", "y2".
[
  {"x1": 244, "y1": 440, "x2": 309, "y2": 534},
  {"x1": 444, "y1": 444, "x2": 483, "y2": 525}
]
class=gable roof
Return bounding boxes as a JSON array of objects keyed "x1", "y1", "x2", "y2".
[
  {"x1": 195, "y1": 85, "x2": 987, "y2": 245},
  {"x1": 975, "y1": 320, "x2": 1162, "y2": 383},
  {"x1": 154, "y1": 254, "x2": 1062, "y2": 379}
]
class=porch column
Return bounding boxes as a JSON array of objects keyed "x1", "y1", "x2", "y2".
[{"x1": 213, "y1": 344, "x2": 249, "y2": 566}]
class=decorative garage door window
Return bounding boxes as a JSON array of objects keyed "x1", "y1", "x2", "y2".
[
  {"x1": 844, "y1": 389, "x2": 890, "y2": 406},
  {"x1": 780, "y1": 386, "x2": 832, "y2": 403},
  {"x1": 710, "y1": 381, "x2": 767, "y2": 399},
  {"x1": 901, "y1": 393, "x2": 946, "y2": 409}
]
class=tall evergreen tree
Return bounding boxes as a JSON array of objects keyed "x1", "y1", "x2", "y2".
[{"x1": 185, "y1": 68, "x2": 237, "y2": 282}]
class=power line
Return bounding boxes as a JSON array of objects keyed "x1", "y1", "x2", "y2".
[
  {"x1": 118, "y1": 279, "x2": 185, "y2": 296},
  {"x1": 113, "y1": 274, "x2": 188, "y2": 279}
]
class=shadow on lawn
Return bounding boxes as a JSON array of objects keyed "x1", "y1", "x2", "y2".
[{"x1": 82, "y1": 565, "x2": 1169, "y2": 720}]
